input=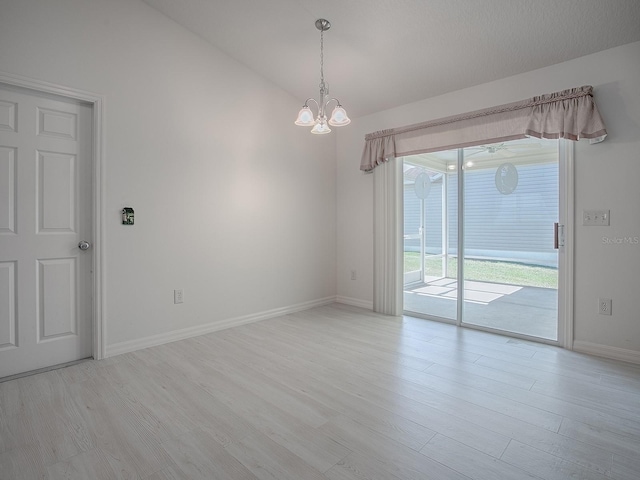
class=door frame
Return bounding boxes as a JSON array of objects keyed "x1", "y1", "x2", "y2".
[
  {"x1": 559, "y1": 139, "x2": 575, "y2": 350},
  {"x1": 0, "y1": 71, "x2": 106, "y2": 360}
]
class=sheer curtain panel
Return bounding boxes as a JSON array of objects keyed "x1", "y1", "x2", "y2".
[{"x1": 373, "y1": 159, "x2": 404, "y2": 315}]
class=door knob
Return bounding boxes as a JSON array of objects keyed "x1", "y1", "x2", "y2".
[{"x1": 78, "y1": 240, "x2": 91, "y2": 251}]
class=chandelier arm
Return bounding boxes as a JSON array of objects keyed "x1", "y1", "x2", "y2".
[
  {"x1": 304, "y1": 98, "x2": 319, "y2": 109},
  {"x1": 323, "y1": 97, "x2": 343, "y2": 109}
]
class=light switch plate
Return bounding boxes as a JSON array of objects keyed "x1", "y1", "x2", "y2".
[{"x1": 583, "y1": 210, "x2": 610, "y2": 226}]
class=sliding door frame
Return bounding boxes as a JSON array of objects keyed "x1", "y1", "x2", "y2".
[
  {"x1": 398, "y1": 140, "x2": 574, "y2": 348},
  {"x1": 559, "y1": 139, "x2": 575, "y2": 349},
  {"x1": 456, "y1": 149, "x2": 465, "y2": 328}
]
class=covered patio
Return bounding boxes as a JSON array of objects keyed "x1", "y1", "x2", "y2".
[{"x1": 404, "y1": 276, "x2": 558, "y2": 340}]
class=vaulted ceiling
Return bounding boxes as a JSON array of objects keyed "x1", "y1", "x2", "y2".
[{"x1": 142, "y1": 0, "x2": 640, "y2": 118}]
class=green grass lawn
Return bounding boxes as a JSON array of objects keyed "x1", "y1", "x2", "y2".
[{"x1": 404, "y1": 252, "x2": 557, "y2": 289}]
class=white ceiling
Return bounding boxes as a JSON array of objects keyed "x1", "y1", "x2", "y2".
[{"x1": 141, "y1": 0, "x2": 640, "y2": 118}]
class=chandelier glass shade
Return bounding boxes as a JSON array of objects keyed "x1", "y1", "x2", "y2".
[{"x1": 294, "y1": 19, "x2": 350, "y2": 134}]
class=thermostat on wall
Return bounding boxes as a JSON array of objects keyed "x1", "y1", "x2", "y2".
[{"x1": 122, "y1": 207, "x2": 134, "y2": 225}]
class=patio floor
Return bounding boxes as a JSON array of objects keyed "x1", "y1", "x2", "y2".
[{"x1": 404, "y1": 276, "x2": 558, "y2": 340}]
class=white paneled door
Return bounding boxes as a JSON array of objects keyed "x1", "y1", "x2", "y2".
[{"x1": 0, "y1": 84, "x2": 92, "y2": 378}]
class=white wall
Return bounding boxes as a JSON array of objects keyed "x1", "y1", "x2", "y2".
[
  {"x1": 0, "y1": 0, "x2": 337, "y2": 352},
  {"x1": 337, "y1": 41, "x2": 640, "y2": 361}
]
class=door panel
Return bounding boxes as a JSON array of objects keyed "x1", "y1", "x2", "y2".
[
  {"x1": 38, "y1": 151, "x2": 77, "y2": 232},
  {"x1": 403, "y1": 158, "x2": 458, "y2": 321},
  {"x1": 0, "y1": 146, "x2": 16, "y2": 233},
  {"x1": 460, "y1": 141, "x2": 559, "y2": 340},
  {"x1": 0, "y1": 261, "x2": 17, "y2": 349},
  {"x1": 0, "y1": 84, "x2": 92, "y2": 378},
  {"x1": 38, "y1": 258, "x2": 77, "y2": 340}
]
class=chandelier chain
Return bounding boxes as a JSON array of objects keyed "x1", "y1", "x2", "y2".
[{"x1": 319, "y1": 28, "x2": 325, "y2": 93}]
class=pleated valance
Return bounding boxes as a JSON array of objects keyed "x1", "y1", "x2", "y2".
[{"x1": 360, "y1": 85, "x2": 607, "y2": 172}]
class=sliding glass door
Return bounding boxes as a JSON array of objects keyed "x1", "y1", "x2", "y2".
[{"x1": 403, "y1": 138, "x2": 562, "y2": 342}]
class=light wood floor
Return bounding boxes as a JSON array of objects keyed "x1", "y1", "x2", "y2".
[{"x1": 1, "y1": 304, "x2": 639, "y2": 480}]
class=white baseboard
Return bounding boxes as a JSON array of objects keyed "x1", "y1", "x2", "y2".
[
  {"x1": 572, "y1": 340, "x2": 640, "y2": 365},
  {"x1": 105, "y1": 296, "x2": 336, "y2": 358},
  {"x1": 335, "y1": 296, "x2": 374, "y2": 310}
]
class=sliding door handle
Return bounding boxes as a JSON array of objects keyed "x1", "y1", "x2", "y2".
[{"x1": 554, "y1": 223, "x2": 565, "y2": 249}]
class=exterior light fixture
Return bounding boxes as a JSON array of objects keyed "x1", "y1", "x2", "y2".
[{"x1": 294, "y1": 19, "x2": 350, "y2": 134}]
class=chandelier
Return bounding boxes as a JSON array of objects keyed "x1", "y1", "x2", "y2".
[{"x1": 294, "y1": 19, "x2": 351, "y2": 134}]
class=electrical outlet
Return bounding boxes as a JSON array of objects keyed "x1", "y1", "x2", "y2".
[
  {"x1": 598, "y1": 298, "x2": 612, "y2": 315},
  {"x1": 351, "y1": 270, "x2": 357, "y2": 280},
  {"x1": 174, "y1": 289, "x2": 184, "y2": 304}
]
